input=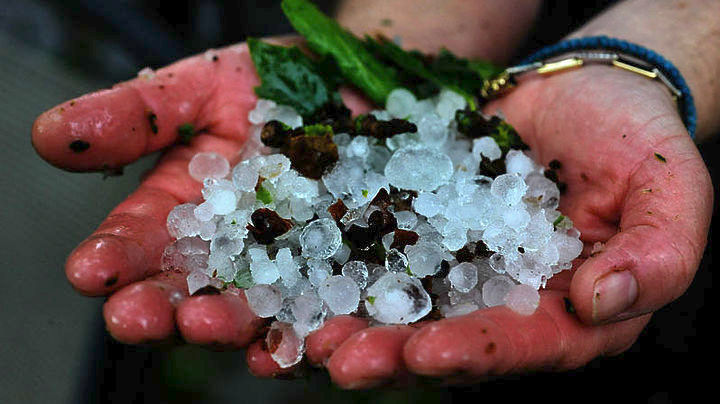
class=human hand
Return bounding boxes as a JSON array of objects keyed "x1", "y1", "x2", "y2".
[
  {"x1": 305, "y1": 65, "x2": 712, "y2": 388},
  {"x1": 30, "y1": 39, "x2": 370, "y2": 364},
  {"x1": 32, "y1": 38, "x2": 711, "y2": 387}
]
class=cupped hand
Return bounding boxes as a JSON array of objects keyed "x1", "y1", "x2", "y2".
[
  {"x1": 33, "y1": 41, "x2": 712, "y2": 388},
  {"x1": 293, "y1": 66, "x2": 712, "y2": 387}
]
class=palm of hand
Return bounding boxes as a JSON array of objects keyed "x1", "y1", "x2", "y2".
[{"x1": 32, "y1": 43, "x2": 711, "y2": 388}]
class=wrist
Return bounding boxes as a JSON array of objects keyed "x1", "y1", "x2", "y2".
[
  {"x1": 568, "y1": 0, "x2": 720, "y2": 141},
  {"x1": 515, "y1": 36, "x2": 695, "y2": 138},
  {"x1": 335, "y1": 0, "x2": 542, "y2": 62}
]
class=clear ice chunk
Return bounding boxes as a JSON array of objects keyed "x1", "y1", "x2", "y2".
[
  {"x1": 188, "y1": 152, "x2": 230, "y2": 182},
  {"x1": 167, "y1": 203, "x2": 201, "y2": 239},
  {"x1": 405, "y1": 240, "x2": 448, "y2": 277},
  {"x1": 448, "y1": 262, "x2": 478, "y2": 293},
  {"x1": 491, "y1": 173, "x2": 528, "y2": 206},
  {"x1": 394, "y1": 210, "x2": 417, "y2": 230},
  {"x1": 384, "y1": 146, "x2": 454, "y2": 192},
  {"x1": 472, "y1": 137, "x2": 502, "y2": 161},
  {"x1": 291, "y1": 293, "x2": 327, "y2": 337},
  {"x1": 364, "y1": 272, "x2": 431, "y2": 324},
  {"x1": 245, "y1": 284, "x2": 283, "y2": 318},
  {"x1": 317, "y1": 275, "x2": 360, "y2": 315},
  {"x1": 482, "y1": 275, "x2": 515, "y2": 307},
  {"x1": 385, "y1": 248, "x2": 409, "y2": 273},
  {"x1": 300, "y1": 218, "x2": 342, "y2": 259},
  {"x1": 341, "y1": 261, "x2": 369, "y2": 289},
  {"x1": 504, "y1": 284, "x2": 540, "y2": 315},
  {"x1": 248, "y1": 247, "x2": 280, "y2": 285},
  {"x1": 266, "y1": 321, "x2": 305, "y2": 368},
  {"x1": 386, "y1": 88, "x2": 417, "y2": 119}
]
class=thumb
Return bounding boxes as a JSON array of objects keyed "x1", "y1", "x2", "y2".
[{"x1": 570, "y1": 133, "x2": 712, "y2": 324}]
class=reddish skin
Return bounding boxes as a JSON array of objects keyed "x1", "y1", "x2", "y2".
[
  {"x1": 326, "y1": 325, "x2": 417, "y2": 389},
  {"x1": 33, "y1": 41, "x2": 712, "y2": 386},
  {"x1": 246, "y1": 340, "x2": 296, "y2": 378},
  {"x1": 404, "y1": 291, "x2": 648, "y2": 379},
  {"x1": 103, "y1": 270, "x2": 187, "y2": 344},
  {"x1": 176, "y1": 287, "x2": 265, "y2": 349},
  {"x1": 305, "y1": 315, "x2": 370, "y2": 366}
]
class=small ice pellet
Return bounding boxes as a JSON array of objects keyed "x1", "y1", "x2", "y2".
[
  {"x1": 248, "y1": 248, "x2": 280, "y2": 285},
  {"x1": 186, "y1": 271, "x2": 222, "y2": 295},
  {"x1": 364, "y1": 272, "x2": 431, "y2": 324},
  {"x1": 232, "y1": 161, "x2": 260, "y2": 192},
  {"x1": 505, "y1": 150, "x2": 537, "y2": 178},
  {"x1": 266, "y1": 321, "x2": 305, "y2": 368},
  {"x1": 435, "y1": 89, "x2": 466, "y2": 122},
  {"x1": 504, "y1": 284, "x2": 540, "y2": 315},
  {"x1": 341, "y1": 261, "x2": 369, "y2": 289},
  {"x1": 416, "y1": 113, "x2": 448, "y2": 148},
  {"x1": 188, "y1": 152, "x2": 230, "y2": 182},
  {"x1": 491, "y1": 173, "x2": 528, "y2": 206},
  {"x1": 405, "y1": 241, "x2": 447, "y2": 277},
  {"x1": 482, "y1": 275, "x2": 515, "y2": 307},
  {"x1": 394, "y1": 210, "x2": 417, "y2": 230},
  {"x1": 257, "y1": 154, "x2": 291, "y2": 180},
  {"x1": 385, "y1": 248, "x2": 409, "y2": 273},
  {"x1": 317, "y1": 275, "x2": 360, "y2": 315},
  {"x1": 413, "y1": 192, "x2": 443, "y2": 217},
  {"x1": 291, "y1": 293, "x2": 326, "y2": 337},
  {"x1": 194, "y1": 201, "x2": 215, "y2": 222},
  {"x1": 307, "y1": 259, "x2": 332, "y2": 288},
  {"x1": 448, "y1": 262, "x2": 478, "y2": 293},
  {"x1": 384, "y1": 146, "x2": 454, "y2": 192},
  {"x1": 245, "y1": 284, "x2": 283, "y2": 318},
  {"x1": 554, "y1": 231, "x2": 584, "y2": 263},
  {"x1": 167, "y1": 203, "x2": 201, "y2": 239},
  {"x1": 275, "y1": 248, "x2": 302, "y2": 287},
  {"x1": 472, "y1": 137, "x2": 502, "y2": 161},
  {"x1": 300, "y1": 218, "x2": 342, "y2": 259},
  {"x1": 248, "y1": 99, "x2": 277, "y2": 125},
  {"x1": 502, "y1": 207, "x2": 530, "y2": 229},
  {"x1": 333, "y1": 243, "x2": 351, "y2": 265},
  {"x1": 386, "y1": 88, "x2": 417, "y2": 118}
]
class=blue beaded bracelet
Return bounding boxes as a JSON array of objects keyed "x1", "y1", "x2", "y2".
[{"x1": 517, "y1": 36, "x2": 696, "y2": 138}]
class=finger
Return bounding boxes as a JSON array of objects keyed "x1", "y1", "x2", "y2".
[
  {"x1": 570, "y1": 131, "x2": 713, "y2": 324},
  {"x1": 102, "y1": 270, "x2": 187, "y2": 344},
  {"x1": 65, "y1": 135, "x2": 242, "y2": 296},
  {"x1": 403, "y1": 290, "x2": 650, "y2": 379},
  {"x1": 32, "y1": 43, "x2": 260, "y2": 172},
  {"x1": 175, "y1": 287, "x2": 265, "y2": 350},
  {"x1": 326, "y1": 325, "x2": 417, "y2": 389},
  {"x1": 305, "y1": 315, "x2": 369, "y2": 366},
  {"x1": 246, "y1": 339, "x2": 297, "y2": 378}
]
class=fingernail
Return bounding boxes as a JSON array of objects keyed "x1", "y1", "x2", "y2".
[{"x1": 592, "y1": 270, "x2": 638, "y2": 323}]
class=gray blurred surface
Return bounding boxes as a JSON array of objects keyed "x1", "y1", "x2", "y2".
[{"x1": 0, "y1": 33, "x2": 156, "y2": 404}]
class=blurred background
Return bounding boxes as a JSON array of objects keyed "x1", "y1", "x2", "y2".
[{"x1": 0, "y1": 1, "x2": 713, "y2": 403}]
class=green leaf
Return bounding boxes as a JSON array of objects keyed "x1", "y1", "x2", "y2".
[
  {"x1": 281, "y1": 0, "x2": 399, "y2": 105},
  {"x1": 247, "y1": 37, "x2": 336, "y2": 117},
  {"x1": 553, "y1": 215, "x2": 566, "y2": 227},
  {"x1": 455, "y1": 110, "x2": 527, "y2": 154},
  {"x1": 363, "y1": 37, "x2": 503, "y2": 107},
  {"x1": 303, "y1": 123, "x2": 333, "y2": 136},
  {"x1": 492, "y1": 120, "x2": 526, "y2": 153},
  {"x1": 366, "y1": 296, "x2": 376, "y2": 305},
  {"x1": 364, "y1": 38, "x2": 473, "y2": 103},
  {"x1": 233, "y1": 267, "x2": 254, "y2": 289},
  {"x1": 256, "y1": 185, "x2": 273, "y2": 204}
]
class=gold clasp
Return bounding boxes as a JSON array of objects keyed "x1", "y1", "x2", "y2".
[
  {"x1": 536, "y1": 57, "x2": 584, "y2": 74},
  {"x1": 481, "y1": 71, "x2": 515, "y2": 99}
]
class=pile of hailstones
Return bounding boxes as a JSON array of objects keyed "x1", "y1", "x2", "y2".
[{"x1": 163, "y1": 88, "x2": 583, "y2": 368}]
